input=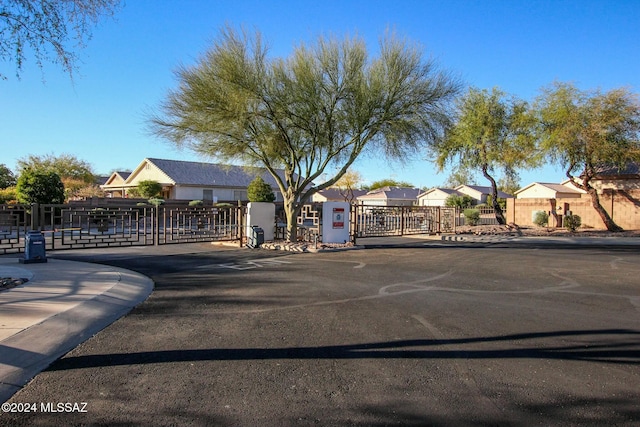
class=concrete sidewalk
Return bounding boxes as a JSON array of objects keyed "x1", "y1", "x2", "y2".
[{"x1": 0, "y1": 257, "x2": 153, "y2": 404}]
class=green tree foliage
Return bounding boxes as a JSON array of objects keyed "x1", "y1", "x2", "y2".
[
  {"x1": 0, "y1": 187, "x2": 17, "y2": 204},
  {"x1": 366, "y1": 179, "x2": 415, "y2": 191},
  {"x1": 0, "y1": 0, "x2": 121, "y2": 79},
  {"x1": 443, "y1": 166, "x2": 476, "y2": 187},
  {"x1": 17, "y1": 153, "x2": 98, "y2": 200},
  {"x1": 498, "y1": 167, "x2": 521, "y2": 196},
  {"x1": 136, "y1": 180, "x2": 163, "y2": 199},
  {"x1": 444, "y1": 193, "x2": 473, "y2": 208},
  {"x1": 0, "y1": 164, "x2": 16, "y2": 188},
  {"x1": 17, "y1": 153, "x2": 95, "y2": 183},
  {"x1": 330, "y1": 169, "x2": 363, "y2": 202},
  {"x1": 535, "y1": 83, "x2": 640, "y2": 231},
  {"x1": 16, "y1": 170, "x2": 65, "y2": 204},
  {"x1": 247, "y1": 176, "x2": 276, "y2": 202},
  {"x1": 432, "y1": 87, "x2": 539, "y2": 225},
  {"x1": 151, "y1": 27, "x2": 461, "y2": 241}
]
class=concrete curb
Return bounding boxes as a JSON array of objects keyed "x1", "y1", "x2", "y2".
[{"x1": 0, "y1": 262, "x2": 153, "y2": 404}]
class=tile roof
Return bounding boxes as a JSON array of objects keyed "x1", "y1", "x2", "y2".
[
  {"x1": 146, "y1": 158, "x2": 286, "y2": 188},
  {"x1": 592, "y1": 162, "x2": 640, "y2": 176},
  {"x1": 316, "y1": 188, "x2": 367, "y2": 200},
  {"x1": 456, "y1": 185, "x2": 513, "y2": 199}
]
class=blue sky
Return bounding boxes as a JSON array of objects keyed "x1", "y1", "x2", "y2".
[{"x1": 2, "y1": 0, "x2": 639, "y2": 189}]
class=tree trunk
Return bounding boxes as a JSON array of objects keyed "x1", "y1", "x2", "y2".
[
  {"x1": 481, "y1": 166, "x2": 506, "y2": 225},
  {"x1": 587, "y1": 187, "x2": 623, "y2": 232},
  {"x1": 283, "y1": 196, "x2": 300, "y2": 242}
]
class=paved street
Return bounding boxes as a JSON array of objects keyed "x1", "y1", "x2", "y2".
[{"x1": 3, "y1": 242, "x2": 640, "y2": 426}]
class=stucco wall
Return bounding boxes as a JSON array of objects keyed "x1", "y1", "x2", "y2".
[{"x1": 506, "y1": 190, "x2": 640, "y2": 230}]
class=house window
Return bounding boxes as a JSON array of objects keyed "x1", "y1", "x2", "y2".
[
  {"x1": 203, "y1": 190, "x2": 213, "y2": 201},
  {"x1": 233, "y1": 190, "x2": 247, "y2": 201}
]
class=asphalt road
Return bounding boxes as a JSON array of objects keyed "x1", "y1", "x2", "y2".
[{"x1": 3, "y1": 243, "x2": 640, "y2": 426}]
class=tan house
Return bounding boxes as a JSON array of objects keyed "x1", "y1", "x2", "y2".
[
  {"x1": 311, "y1": 188, "x2": 367, "y2": 203},
  {"x1": 101, "y1": 158, "x2": 286, "y2": 202},
  {"x1": 417, "y1": 188, "x2": 462, "y2": 207},
  {"x1": 514, "y1": 181, "x2": 585, "y2": 199},
  {"x1": 507, "y1": 163, "x2": 640, "y2": 230},
  {"x1": 101, "y1": 171, "x2": 132, "y2": 198},
  {"x1": 356, "y1": 187, "x2": 422, "y2": 206},
  {"x1": 455, "y1": 185, "x2": 513, "y2": 204}
]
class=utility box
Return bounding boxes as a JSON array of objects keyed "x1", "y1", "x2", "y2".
[
  {"x1": 247, "y1": 226, "x2": 264, "y2": 249},
  {"x1": 20, "y1": 231, "x2": 47, "y2": 264}
]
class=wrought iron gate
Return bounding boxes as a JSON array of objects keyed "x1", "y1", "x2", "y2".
[
  {"x1": 352, "y1": 205, "x2": 456, "y2": 238},
  {"x1": 0, "y1": 203, "x2": 244, "y2": 254}
]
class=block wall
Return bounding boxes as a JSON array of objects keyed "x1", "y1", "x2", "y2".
[{"x1": 506, "y1": 190, "x2": 640, "y2": 230}]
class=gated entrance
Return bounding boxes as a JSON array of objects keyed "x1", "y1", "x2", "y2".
[{"x1": 352, "y1": 204, "x2": 456, "y2": 238}]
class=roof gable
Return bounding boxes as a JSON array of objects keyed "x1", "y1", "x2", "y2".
[{"x1": 103, "y1": 171, "x2": 133, "y2": 186}]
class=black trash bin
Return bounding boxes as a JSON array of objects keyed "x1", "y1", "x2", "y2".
[
  {"x1": 248, "y1": 226, "x2": 264, "y2": 249},
  {"x1": 20, "y1": 231, "x2": 47, "y2": 264}
]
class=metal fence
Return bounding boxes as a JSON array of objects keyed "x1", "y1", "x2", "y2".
[
  {"x1": 0, "y1": 203, "x2": 244, "y2": 254},
  {"x1": 455, "y1": 206, "x2": 501, "y2": 227},
  {"x1": 352, "y1": 205, "x2": 457, "y2": 238},
  {"x1": 1, "y1": 201, "x2": 503, "y2": 254}
]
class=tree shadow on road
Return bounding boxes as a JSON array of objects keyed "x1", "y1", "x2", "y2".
[{"x1": 48, "y1": 328, "x2": 640, "y2": 371}]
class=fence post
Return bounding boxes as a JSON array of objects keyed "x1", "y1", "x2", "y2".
[
  {"x1": 350, "y1": 203, "x2": 357, "y2": 245},
  {"x1": 238, "y1": 200, "x2": 244, "y2": 247},
  {"x1": 30, "y1": 203, "x2": 40, "y2": 230},
  {"x1": 153, "y1": 206, "x2": 159, "y2": 246}
]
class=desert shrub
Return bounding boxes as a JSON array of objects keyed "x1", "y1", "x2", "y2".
[
  {"x1": 564, "y1": 214, "x2": 581, "y2": 232},
  {"x1": 16, "y1": 170, "x2": 65, "y2": 204},
  {"x1": 137, "y1": 180, "x2": 163, "y2": 198},
  {"x1": 463, "y1": 208, "x2": 480, "y2": 226},
  {"x1": 247, "y1": 176, "x2": 275, "y2": 202},
  {"x1": 0, "y1": 187, "x2": 17, "y2": 204},
  {"x1": 533, "y1": 210, "x2": 549, "y2": 227},
  {"x1": 147, "y1": 198, "x2": 164, "y2": 206},
  {"x1": 445, "y1": 194, "x2": 473, "y2": 208}
]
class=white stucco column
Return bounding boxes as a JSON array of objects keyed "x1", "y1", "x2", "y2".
[{"x1": 246, "y1": 202, "x2": 275, "y2": 242}]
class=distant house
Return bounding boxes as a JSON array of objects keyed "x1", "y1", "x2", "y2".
[
  {"x1": 356, "y1": 187, "x2": 422, "y2": 206},
  {"x1": 101, "y1": 158, "x2": 287, "y2": 202},
  {"x1": 311, "y1": 188, "x2": 367, "y2": 203},
  {"x1": 515, "y1": 181, "x2": 585, "y2": 199},
  {"x1": 101, "y1": 171, "x2": 132, "y2": 198},
  {"x1": 507, "y1": 162, "x2": 640, "y2": 230},
  {"x1": 588, "y1": 162, "x2": 640, "y2": 191},
  {"x1": 417, "y1": 188, "x2": 463, "y2": 207},
  {"x1": 454, "y1": 185, "x2": 513, "y2": 205}
]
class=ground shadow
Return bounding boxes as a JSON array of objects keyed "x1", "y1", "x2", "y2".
[{"x1": 48, "y1": 329, "x2": 640, "y2": 372}]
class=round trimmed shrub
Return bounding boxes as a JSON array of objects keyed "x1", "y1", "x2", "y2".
[
  {"x1": 463, "y1": 208, "x2": 480, "y2": 226},
  {"x1": 533, "y1": 210, "x2": 549, "y2": 227},
  {"x1": 564, "y1": 214, "x2": 581, "y2": 232}
]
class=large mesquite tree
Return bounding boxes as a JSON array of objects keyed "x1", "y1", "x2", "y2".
[
  {"x1": 535, "y1": 82, "x2": 640, "y2": 231},
  {"x1": 151, "y1": 27, "x2": 461, "y2": 240},
  {"x1": 432, "y1": 87, "x2": 539, "y2": 224}
]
